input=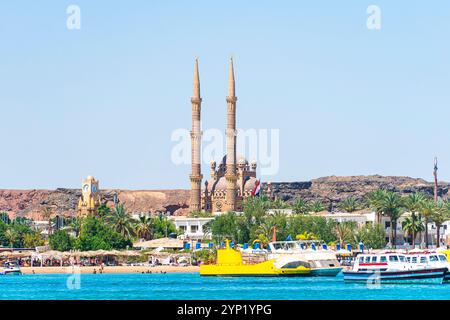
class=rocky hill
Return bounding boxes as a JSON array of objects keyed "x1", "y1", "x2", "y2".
[
  {"x1": 268, "y1": 175, "x2": 450, "y2": 211},
  {"x1": 0, "y1": 189, "x2": 190, "y2": 219},
  {"x1": 0, "y1": 175, "x2": 448, "y2": 219}
]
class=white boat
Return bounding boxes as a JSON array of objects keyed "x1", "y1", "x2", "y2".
[
  {"x1": 405, "y1": 251, "x2": 450, "y2": 282},
  {"x1": 343, "y1": 252, "x2": 445, "y2": 284},
  {"x1": 1, "y1": 261, "x2": 22, "y2": 275},
  {"x1": 267, "y1": 241, "x2": 342, "y2": 276}
]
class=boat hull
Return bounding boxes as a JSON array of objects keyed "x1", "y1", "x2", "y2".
[
  {"x1": 310, "y1": 267, "x2": 342, "y2": 277},
  {"x1": 343, "y1": 268, "x2": 446, "y2": 284},
  {"x1": 1, "y1": 270, "x2": 22, "y2": 276},
  {"x1": 200, "y1": 260, "x2": 311, "y2": 277}
]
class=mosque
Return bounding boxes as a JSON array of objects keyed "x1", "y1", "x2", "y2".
[{"x1": 189, "y1": 58, "x2": 258, "y2": 213}]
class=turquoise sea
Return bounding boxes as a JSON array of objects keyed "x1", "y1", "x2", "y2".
[{"x1": 1, "y1": 272, "x2": 450, "y2": 300}]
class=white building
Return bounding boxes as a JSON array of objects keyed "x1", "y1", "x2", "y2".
[{"x1": 171, "y1": 217, "x2": 214, "y2": 240}]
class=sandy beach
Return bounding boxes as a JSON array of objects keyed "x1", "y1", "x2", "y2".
[{"x1": 20, "y1": 265, "x2": 200, "y2": 274}]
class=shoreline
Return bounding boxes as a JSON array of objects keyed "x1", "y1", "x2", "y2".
[{"x1": 20, "y1": 266, "x2": 200, "y2": 274}]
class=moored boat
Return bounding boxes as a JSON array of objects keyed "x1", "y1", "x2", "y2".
[
  {"x1": 200, "y1": 240, "x2": 311, "y2": 277},
  {"x1": 406, "y1": 251, "x2": 450, "y2": 282},
  {"x1": 267, "y1": 240, "x2": 343, "y2": 276},
  {"x1": 1, "y1": 261, "x2": 22, "y2": 275},
  {"x1": 343, "y1": 252, "x2": 445, "y2": 284}
]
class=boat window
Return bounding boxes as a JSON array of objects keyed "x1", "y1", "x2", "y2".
[
  {"x1": 364, "y1": 257, "x2": 371, "y2": 263},
  {"x1": 281, "y1": 261, "x2": 310, "y2": 269},
  {"x1": 406, "y1": 257, "x2": 410, "y2": 263},
  {"x1": 371, "y1": 256, "x2": 377, "y2": 263},
  {"x1": 399, "y1": 256, "x2": 406, "y2": 262},
  {"x1": 412, "y1": 257, "x2": 417, "y2": 263},
  {"x1": 439, "y1": 255, "x2": 447, "y2": 262},
  {"x1": 380, "y1": 256, "x2": 387, "y2": 263},
  {"x1": 359, "y1": 257, "x2": 365, "y2": 263},
  {"x1": 389, "y1": 255, "x2": 399, "y2": 262},
  {"x1": 430, "y1": 255, "x2": 438, "y2": 262},
  {"x1": 420, "y1": 257, "x2": 427, "y2": 263}
]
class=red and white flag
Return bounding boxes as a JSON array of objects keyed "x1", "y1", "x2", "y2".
[{"x1": 251, "y1": 179, "x2": 261, "y2": 197}]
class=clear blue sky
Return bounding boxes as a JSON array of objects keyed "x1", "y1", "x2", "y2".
[{"x1": 1, "y1": 1, "x2": 450, "y2": 190}]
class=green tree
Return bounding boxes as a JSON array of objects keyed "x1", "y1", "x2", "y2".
[
  {"x1": 403, "y1": 192, "x2": 427, "y2": 247},
  {"x1": 97, "y1": 203, "x2": 112, "y2": 219},
  {"x1": 292, "y1": 198, "x2": 310, "y2": 215},
  {"x1": 355, "y1": 223, "x2": 386, "y2": 249},
  {"x1": 135, "y1": 215, "x2": 154, "y2": 240},
  {"x1": 367, "y1": 189, "x2": 388, "y2": 224},
  {"x1": 106, "y1": 203, "x2": 135, "y2": 238},
  {"x1": 0, "y1": 212, "x2": 10, "y2": 224},
  {"x1": 4, "y1": 228, "x2": 16, "y2": 248},
  {"x1": 66, "y1": 217, "x2": 83, "y2": 237},
  {"x1": 379, "y1": 191, "x2": 403, "y2": 248},
  {"x1": 208, "y1": 212, "x2": 241, "y2": 243},
  {"x1": 310, "y1": 200, "x2": 325, "y2": 213},
  {"x1": 333, "y1": 221, "x2": 357, "y2": 246},
  {"x1": 23, "y1": 232, "x2": 45, "y2": 248},
  {"x1": 402, "y1": 215, "x2": 425, "y2": 246},
  {"x1": 419, "y1": 199, "x2": 436, "y2": 248},
  {"x1": 76, "y1": 216, "x2": 132, "y2": 251},
  {"x1": 49, "y1": 230, "x2": 74, "y2": 251},
  {"x1": 152, "y1": 215, "x2": 177, "y2": 239},
  {"x1": 338, "y1": 197, "x2": 360, "y2": 213},
  {"x1": 431, "y1": 201, "x2": 449, "y2": 247}
]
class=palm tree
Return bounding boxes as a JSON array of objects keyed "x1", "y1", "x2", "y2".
[
  {"x1": 4, "y1": 228, "x2": 16, "y2": 248},
  {"x1": 338, "y1": 197, "x2": 360, "y2": 213},
  {"x1": 106, "y1": 203, "x2": 134, "y2": 238},
  {"x1": 419, "y1": 199, "x2": 436, "y2": 248},
  {"x1": 401, "y1": 215, "x2": 425, "y2": 246},
  {"x1": 292, "y1": 198, "x2": 309, "y2": 215},
  {"x1": 333, "y1": 222, "x2": 356, "y2": 247},
  {"x1": 431, "y1": 201, "x2": 449, "y2": 248},
  {"x1": 379, "y1": 191, "x2": 403, "y2": 248},
  {"x1": 367, "y1": 189, "x2": 387, "y2": 224},
  {"x1": 403, "y1": 192, "x2": 427, "y2": 247},
  {"x1": 135, "y1": 215, "x2": 154, "y2": 240},
  {"x1": 67, "y1": 217, "x2": 82, "y2": 237},
  {"x1": 310, "y1": 200, "x2": 325, "y2": 213},
  {"x1": 270, "y1": 198, "x2": 289, "y2": 209}
]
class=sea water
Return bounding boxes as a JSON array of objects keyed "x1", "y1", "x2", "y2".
[{"x1": 0, "y1": 272, "x2": 449, "y2": 300}]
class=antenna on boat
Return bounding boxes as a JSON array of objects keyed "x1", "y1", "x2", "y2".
[{"x1": 433, "y1": 157, "x2": 438, "y2": 202}]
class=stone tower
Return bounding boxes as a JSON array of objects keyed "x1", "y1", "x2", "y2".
[
  {"x1": 77, "y1": 175, "x2": 101, "y2": 216},
  {"x1": 224, "y1": 57, "x2": 238, "y2": 212},
  {"x1": 189, "y1": 58, "x2": 203, "y2": 212}
]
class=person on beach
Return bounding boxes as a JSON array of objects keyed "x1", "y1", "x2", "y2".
[{"x1": 93, "y1": 269, "x2": 97, "y2": 274}]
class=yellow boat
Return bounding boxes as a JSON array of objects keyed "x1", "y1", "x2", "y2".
[{"x1": 200, "y1": 240, "x2": 311, "y2": 277}]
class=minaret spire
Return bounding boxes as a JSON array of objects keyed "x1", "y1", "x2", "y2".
[
  {"x1": 189, "y1": 58, "x2": 203, "y2": 212},
  {"x1": 228, "y1": 57, "x2": 235, "y2": 97},
  {"x1": 225, "y1": 57, "x2": 238, "y2": 212},
  {"x1": 193, "y1": 57, "x2": 201, "y2": 98}
]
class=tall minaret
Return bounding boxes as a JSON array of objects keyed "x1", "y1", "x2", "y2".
[
  {"x1": 189, "y1": 58, "x2": 203, "y2": 212},
  {"x1": 225, "y1": 57, "x2": 238, "y2": 211}
]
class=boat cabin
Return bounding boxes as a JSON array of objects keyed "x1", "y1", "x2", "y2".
[{"x1": 353, "y1": 253, "x2": 410, "y2": 272}]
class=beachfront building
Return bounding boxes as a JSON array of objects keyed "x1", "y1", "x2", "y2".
[
  {"x1": 189, "y1": 58, "x2": 258, "y2": 214},
  {"x1": 172, "y1": 217, "x2": 214, "y2": 240},
  {"x1": 77, "y1": 175, "x2": 101, "y2": 216}
]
